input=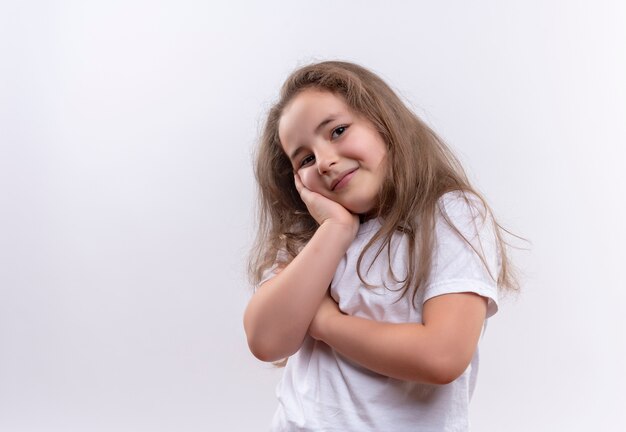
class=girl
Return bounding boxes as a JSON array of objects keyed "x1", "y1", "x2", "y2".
[{"x1": 244, "y1": 61, "x2": 519, "y2": 431}]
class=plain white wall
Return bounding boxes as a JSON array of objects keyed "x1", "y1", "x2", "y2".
[{"x1": 1, "y1": 1, "x2": 625, "y2": 431}]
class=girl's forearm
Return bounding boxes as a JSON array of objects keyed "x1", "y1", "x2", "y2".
[
  {"x1": 243, "y1": 222, "x2": 354, "y2": 362},
  {"x1": 317, "y1": 295, "x2": 485, "y2": 385},
  {"x1": 318, "y1": 316, "x2": 447, "y2": 384}
]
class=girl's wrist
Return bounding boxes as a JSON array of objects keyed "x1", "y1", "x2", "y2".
[
  {"x1": 311, "y1": 308, "x2": 341, "y2": 344},
  {"x1": 318, "y1": 219, "x2": 358, "y2": 245}
]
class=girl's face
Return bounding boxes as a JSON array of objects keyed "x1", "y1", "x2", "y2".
[{"x1": 278, "y1": 89, "x2": 388, "y2": 215}]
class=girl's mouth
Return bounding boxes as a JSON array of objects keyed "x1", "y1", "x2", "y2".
[{"x1": 332, "y1": 169, "x2": 358, "y2": 191}]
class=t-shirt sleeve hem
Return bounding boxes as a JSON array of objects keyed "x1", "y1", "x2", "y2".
[{"x1": 423, "y1": 279, "x2": 499, "y2": 318}]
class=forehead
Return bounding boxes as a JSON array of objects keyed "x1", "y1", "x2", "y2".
[{"x1": 278, "y1": 90, "x2": 352, "y2": 145}]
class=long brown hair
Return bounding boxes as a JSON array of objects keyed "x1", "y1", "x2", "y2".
[{"x1": 249, "y1": 60, "x2": 521, "y2": 302}]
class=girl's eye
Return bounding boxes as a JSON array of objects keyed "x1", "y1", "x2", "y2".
[
  {"x1": 299, "y1": 154, "x2": 315, "y2": 168},
  {"x1": 331, "y1": 125, "x2": 348, "y2": 140}
]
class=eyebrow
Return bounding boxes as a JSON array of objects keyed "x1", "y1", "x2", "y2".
[
  {"x1": 314, "y1": 115, "x2": 337, "y2": 135},
  {"x1": 288, "y1": 115, "x2": 338, "y2": 161}
]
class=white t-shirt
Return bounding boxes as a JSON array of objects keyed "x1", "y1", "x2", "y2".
[{"x1": 263, "y1": 191, "x2": 501, "y2": 432}]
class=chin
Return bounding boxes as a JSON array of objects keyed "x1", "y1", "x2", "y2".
[{"x1": 345, "y1": 201, "x2": 376, "y2": 216}]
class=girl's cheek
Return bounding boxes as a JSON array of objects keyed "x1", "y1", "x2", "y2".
[
  {"x1": 300, "y1": 171, "x2": 315, "y2": 189},
  {"x1": 300, "y1": 171, "x2": 324, "y2": 195}
]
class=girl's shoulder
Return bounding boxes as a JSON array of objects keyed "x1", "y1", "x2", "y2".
[
  {"x1": 438, "y1": 189, "x2": 485, "y2": 209},
  {"x1": 437, "y1": 190, "x2": 489, "y2": 221},
  {"x1": 435, "y1": 190, "x2": 494, "y2": 239}
]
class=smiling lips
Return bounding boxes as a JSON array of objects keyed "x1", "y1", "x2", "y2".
[{"x1": 331, "y1": 168, "x2": 358, "y2": 191}]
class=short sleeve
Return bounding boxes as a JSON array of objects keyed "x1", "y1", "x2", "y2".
[
  {"x1": 423, "y1": 192, "x2": 501, "y2": 318},
  {"x1": 254, "y1": 249, "x2": 289, "y2": 292},
  {"x1": 256, "y1": 264, "x2": 280, "y2": 291}
]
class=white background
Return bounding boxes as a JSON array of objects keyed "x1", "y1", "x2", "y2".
[{"x1": 1, "y1": 1, "x2": 625, "y2": 431}]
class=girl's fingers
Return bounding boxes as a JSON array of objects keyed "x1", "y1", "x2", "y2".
[
  {"x1": 294, "y1": 174, "x2": 322, "y2": 216},
  {"x1": 294, "y1": 173, "x2": 310, "y2": 201},
  {"x1": 293, "y1": 173, "x2": 357, "y2": 233},
  {"x1": 293, "y1": 173, "x2": 302, "y2": 193}
]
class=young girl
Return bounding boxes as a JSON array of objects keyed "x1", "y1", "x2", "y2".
[{"x1": 244, "y1": 61, "x2": 519, "y2": 431}]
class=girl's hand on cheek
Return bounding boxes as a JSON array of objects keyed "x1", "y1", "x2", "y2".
[
  {"x1": 308, "y1": 292, "x2": 342, "y2": 342},
  {"x1": 294, "y1": 173, "x2": 359, "y2": 238}
]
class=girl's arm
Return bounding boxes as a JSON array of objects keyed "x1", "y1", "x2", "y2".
[
  {"x1": 308, "y1": 292, "x2": 488, "y2": 385},
  {"x1": 243, "y1": 175, "x2": 359, "y2": 362}
]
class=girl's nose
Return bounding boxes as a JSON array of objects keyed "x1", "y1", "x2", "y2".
[{"x1": 316, "y1": 145, "x2": 338, "y2": 175}]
